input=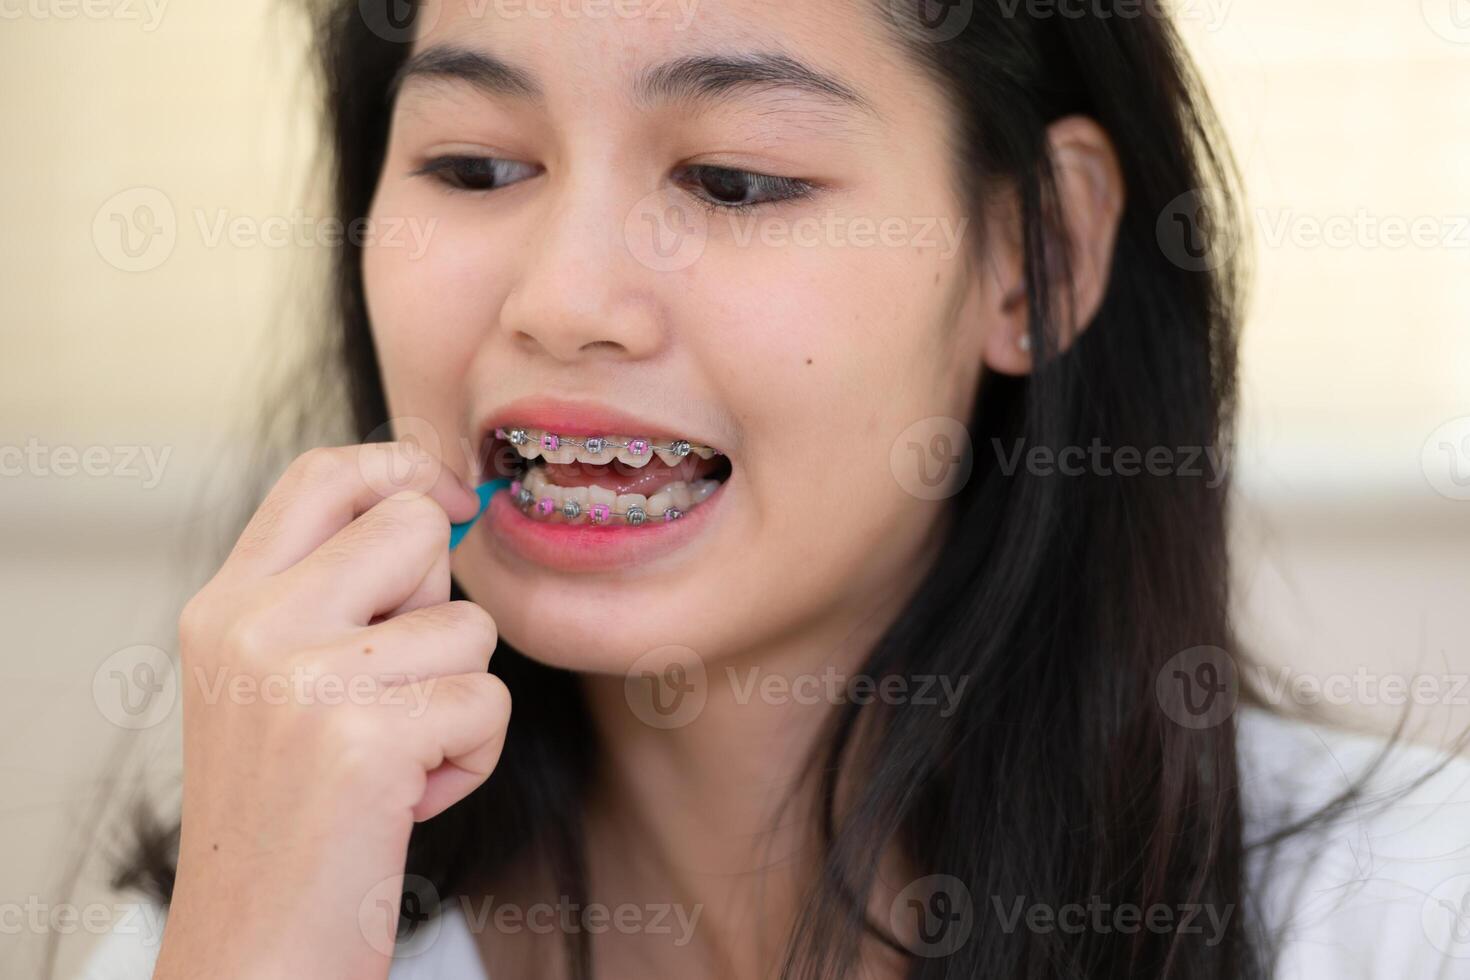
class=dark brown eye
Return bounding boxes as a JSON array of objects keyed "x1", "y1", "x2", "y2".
[
  {"x1": 416, "y1": 156, "x2": 539, "y2": 192},
  {"x1": 674, "y1": 164, "x2": 814, "y2": 211}
]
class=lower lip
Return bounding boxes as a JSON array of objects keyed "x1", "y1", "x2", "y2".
[{"x1": 482, "y1": 482, "x2": 726, "y2": 572}]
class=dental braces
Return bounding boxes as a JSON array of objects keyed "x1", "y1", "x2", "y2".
[
  {"x1": 495, "y1": 427, "x2": 718, "y2": 459},
  {"x1": 507, "y1": 478, "x2": 685, "y2": 525}
]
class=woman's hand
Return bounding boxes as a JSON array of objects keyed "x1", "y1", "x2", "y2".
[{"x1": 153, "y1": 441, "x2": 510, "y2": 980}]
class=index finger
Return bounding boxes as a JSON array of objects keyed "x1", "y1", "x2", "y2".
[{"x1": 224, "y1": 440, "x2": 480, "y2": 579}]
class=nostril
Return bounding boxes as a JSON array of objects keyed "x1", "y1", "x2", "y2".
[{"x1": 578, "y1": 340, "x2": 626, "y2": 355}]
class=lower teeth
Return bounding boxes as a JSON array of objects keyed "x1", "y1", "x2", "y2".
[{"x1": 511, "y1": 469, "x2": 721, "y2": 526}]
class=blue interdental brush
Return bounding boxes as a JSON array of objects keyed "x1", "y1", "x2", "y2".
[{"x1": 449, "y1": 478, "x2": 510, "y2": 550}]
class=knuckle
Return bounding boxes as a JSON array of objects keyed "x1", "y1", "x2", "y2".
[
  {"x1": 288, "y1": 446, "x2": 344, "y2": 489},
  {"x1": 220, "y1": 599, "x2": 277, "y2": 660},
  {"x1": 385, "y1": 494, "x2": 450, "y2": 546},
  {"x1": 177, "y1": 592, "x2": 213, "y2": 651},
  {"x1": 449, "y1": 601, "x2": 498, "y2": 649}
]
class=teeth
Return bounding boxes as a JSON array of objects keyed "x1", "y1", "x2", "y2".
[
  {"x1": 561, "y1": 486, "x2": 589, "y2": 522},
  {"x1": 587, "y1": 484, "x2": 616, "y2": 510},
  {"x1": 617, "y1": 446, "x2": 653, "y2": 468},
  {"x1": 499, "y1": 426, "x2": 718, "y2": 466},
  {"x1": 500, "y1": 425, "x2": 726, "y2": 525}
]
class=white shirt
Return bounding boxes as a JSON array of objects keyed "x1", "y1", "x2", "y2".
[{"x1": 78, "y1": 707, "x2": 1470, "y2": 978}]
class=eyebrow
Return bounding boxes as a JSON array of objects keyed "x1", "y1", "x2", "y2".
[{"x1": 391, "y1": 45, "x2": 875, "y2": 117}]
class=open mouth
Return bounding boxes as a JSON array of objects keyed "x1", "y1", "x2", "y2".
[{"x1": 485, "y1": 425, "x2": 732, "y2": 527}]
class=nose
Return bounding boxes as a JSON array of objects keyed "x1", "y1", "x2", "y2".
[{"x1": 499, "y1": 180, "x2": 668, "y2": 365}]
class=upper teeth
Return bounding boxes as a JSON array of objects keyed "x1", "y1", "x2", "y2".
[{"x1": 498, "y1": 426, "x2": 718, "y2": 468}]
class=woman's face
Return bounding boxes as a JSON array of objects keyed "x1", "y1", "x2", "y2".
[{"x1": 363, "y1": 0, "x2": 1001, "y2": 675}]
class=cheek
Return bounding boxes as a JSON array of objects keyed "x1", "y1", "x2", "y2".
[
  {"x1": 362, "y1": 199, "x2": 509, "y2": 417},
  {"x1": 694, "y1": 236, "x2": 977, "y2": 606}
]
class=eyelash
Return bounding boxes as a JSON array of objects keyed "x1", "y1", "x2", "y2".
[
  {"x1": 671, "y1": 164, "x2": 816, "y2": 214},
  {"x1": 412, "y1": 156, "x2": 815, "y2": 213}
]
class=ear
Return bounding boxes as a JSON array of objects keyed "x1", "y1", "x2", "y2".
[{"x1": 981, "y1": 116, "x2": 1126, "y2": 376}]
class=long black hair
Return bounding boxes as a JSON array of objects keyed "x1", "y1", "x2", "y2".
[{"x1": 115, "y1": 2, "x2": 1270, "y2": 977}]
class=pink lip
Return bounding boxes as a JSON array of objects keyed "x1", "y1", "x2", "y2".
[
  {"x1": 470, "y1": 395, "x2": 729, "y2": 572},
  {"x1": 482, "y1": 479, "x2": 727, "y2": 573},
  {"x1": 476, "y1": 396, "x2": 720, "y2": 453}
]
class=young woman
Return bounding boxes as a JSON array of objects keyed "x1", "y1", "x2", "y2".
[{"x1": 82, "y1": 1, "x2": 1470, "y2": 978}]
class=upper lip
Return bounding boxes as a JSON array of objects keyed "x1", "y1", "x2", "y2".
[{"x1": 477, "y1": 396, "x2": 722, "y2": 457}]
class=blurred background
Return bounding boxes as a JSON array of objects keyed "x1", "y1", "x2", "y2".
[{"x1": 2, "y1": 1, "x2": 1468, "y2": 974}]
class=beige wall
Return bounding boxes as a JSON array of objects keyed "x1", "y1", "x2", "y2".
[{"x1": 2, "y1": 2, "x2": 1468, "y2": 975}]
